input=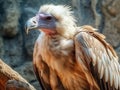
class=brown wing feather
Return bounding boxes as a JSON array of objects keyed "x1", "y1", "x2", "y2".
[
  {"x1": 33, "y1": 42, "x2": 52, "y2": 90},
  {"x1": 75, "y1": 26, "x2": 120, "y2": 90}
]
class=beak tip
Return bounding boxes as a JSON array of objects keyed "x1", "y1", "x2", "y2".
[
  {"x1": 25, "y1": 23, "x2": 29, "y2": 34},
  {"x1": 26, "y1": 29, "x2": 29, "y2": 35}
]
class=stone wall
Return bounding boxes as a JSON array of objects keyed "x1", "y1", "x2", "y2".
[{"x1": 0, "y1": 0, "x2": 120, "y2": 89}]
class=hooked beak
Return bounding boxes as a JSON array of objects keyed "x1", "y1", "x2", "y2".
[{"x1": 25, "y1": 17, "x2": 38, "y2": 34}]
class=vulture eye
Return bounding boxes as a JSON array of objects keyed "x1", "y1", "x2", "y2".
[
  {"x1": 45, "y1": 16, "x2": 52, "y2": 21},
  {"x1": 38, "y1": 13, "x2": 53, "y2": 21}
]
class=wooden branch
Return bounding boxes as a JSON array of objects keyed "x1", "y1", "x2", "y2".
[{"x1": 0, "y1": 59, "x2": 36, "y2": 90}]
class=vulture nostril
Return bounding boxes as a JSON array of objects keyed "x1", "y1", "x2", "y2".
[{"x1": 33, "y1": 21, "x2": 36, "y2": 24}]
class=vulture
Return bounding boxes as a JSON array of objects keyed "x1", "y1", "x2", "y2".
[{"x1": 26, "y1": 4, "x2": 120, "y2": 90}]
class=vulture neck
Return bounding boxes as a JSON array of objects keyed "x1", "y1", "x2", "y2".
[{"x1": 39, "y1": 32, "x2": 75, "y2": 70}]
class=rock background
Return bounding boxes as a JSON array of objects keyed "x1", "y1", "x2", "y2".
[{"x1": 0, "y1": 0, "x2": 120, "y2": 89}]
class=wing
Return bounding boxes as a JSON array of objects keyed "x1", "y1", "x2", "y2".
[
  {"x1": 74, "y1": 26, "x2": 120, "y2": 90},
  {"x1": 33, "y1": 42, "x2": 52, "y2": 90}
]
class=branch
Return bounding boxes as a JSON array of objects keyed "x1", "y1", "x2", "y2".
[{"x1": 0, "y1": 59, "x2": 36, "y2": 90}]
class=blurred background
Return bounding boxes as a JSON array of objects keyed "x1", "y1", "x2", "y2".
[{"x1": 0, "y1": 0, "x2": 120, "y2": 89}]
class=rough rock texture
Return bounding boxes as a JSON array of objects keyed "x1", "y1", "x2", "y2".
[{"x1": 0, "y1": 0, "x2": 120, "y2": 89}]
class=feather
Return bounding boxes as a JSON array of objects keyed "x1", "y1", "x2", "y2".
[
  {"x1": 97, "y1": 59, "x2": 102, "y2": 73},
  {"x1": 100, "y1": 65, "x2": 104, "y2": 79},
  {"x1": 89, "y1": 48, "x2": 97, "y2": 66},
  {"x1": 104, "y1": 68, "x2": 108, "y2": 82},
  {"x1": 114, "y1": 62, "x2": 119, "y2": 72},
  {"x1": 115, "y1": 74, "x2": 118, "y2": 89},
  {"x1": 108, "y1": 66, "x2": 113, "y2": 87}
]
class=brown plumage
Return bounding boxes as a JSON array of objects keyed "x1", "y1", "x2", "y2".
[{"x1": 26, "y1": 4, "x2": 120, "y2": 90}]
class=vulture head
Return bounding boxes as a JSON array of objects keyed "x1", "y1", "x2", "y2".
[{"x1": 26, "y1": 4, "x2": 76, "y2": 38}]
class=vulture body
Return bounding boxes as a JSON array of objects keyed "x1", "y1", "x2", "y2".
[{"x1": 26, "y1": 4, "x2": 120, "y2": 90}]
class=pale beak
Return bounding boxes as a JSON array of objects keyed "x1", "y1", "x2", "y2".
[{"x1": 25, "y1": 17, "x2": 38, "y2": 34}]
